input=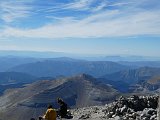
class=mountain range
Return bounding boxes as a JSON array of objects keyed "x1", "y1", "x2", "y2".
[
  {"x1": 0, "y1": 56, "x2": 40, "y2": 72},
  {"x1": 7, "y1": 60, "x2": 129, "y2": 77},
  {"x1": 102, "y1": 67, "x2": 160, "y2": 84},
  {"x1": 118, "y1": 61, "x2": 160, "y2": 68},
  {"x1": 0, "y1": 56, "x2": 159, "y2": 94},
  {"x1": 99, "y1": 67, "x2": 160, "y2": 92},
  {"x1": 0, "y1": 50, "x2": 160, "y2": 61},
  {"x1": 0, "y1": 55, "x2": 159, "y2": 120},
  {"x1": 0, "y1": 74, "x2": 119, "y2": 120},
  {"x1": 0, "y1": 72, "x2": 36, "y2": 84}
]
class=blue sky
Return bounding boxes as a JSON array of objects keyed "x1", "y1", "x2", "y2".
[{"x1": 0, "y1": 0, "x2": 160, "y2": 57}]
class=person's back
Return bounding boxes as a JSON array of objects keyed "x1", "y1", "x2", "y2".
[
  {"x1": 44, "y1": 108, "x2": 56, "y2": 120},
  {"x1": 39, "y1": 105, "x2": 56, "y2": 120}
]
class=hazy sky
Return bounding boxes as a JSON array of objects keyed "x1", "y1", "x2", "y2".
[{"x1": 0, "y1": 0, "x2": 160, "y2": 56}]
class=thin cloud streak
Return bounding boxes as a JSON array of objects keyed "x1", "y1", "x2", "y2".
[
  {"x1": 0, "y1": 0, "x2": 34, "y2": 23},
  {"x1": 0, "y1": 0, "x2": 160, "y2": 38},
  {"x1": 91, "y1": 1, "x2": 108, "y2": 12},
  {"x1": 1, "y1": 10, "x2": 160, "y2": 38},
  {"x1": 64, "y1": 0, "x2": 94, "y2": 10}
]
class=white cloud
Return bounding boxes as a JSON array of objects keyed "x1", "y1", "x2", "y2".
[
  {"x1": 62, "y1": 0, "x2": 109, "y2": 12},
  {"x1": 108, "y1": 2, "x2": 134, "y2": 7},
  {"x1": 0, "y1": 0, "x2": 160, "y2": 39},
  {"x1": 0, "y1": 44, "x2": 20, "y2": 50},
  {"x1": 64, "y1": 0, "x2": 94, "y2": 10},
  {"x1": 1, "y1": 9, "x2": 160, "y2": 38},
  {"x1": 91, "y1": 1, "x2": 108, "y2": 12},
  {"x1": 0, "y1": 1, "x2": 34, "y2": 23},
  {"x1": 33, "y1": 0, "x2": 108, "y2": 15}
]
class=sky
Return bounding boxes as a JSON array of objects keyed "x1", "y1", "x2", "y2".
[{"x1": 0, "y1": 0, "x2": 160, "y2": 57}]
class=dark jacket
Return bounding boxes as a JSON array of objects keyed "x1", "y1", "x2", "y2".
[{"x1": 59, "y1": 102, "x2": 67, "y2": 118}]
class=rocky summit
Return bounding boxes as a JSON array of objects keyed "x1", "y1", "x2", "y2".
[{"x1": 71, "y1": 95, "x2": 159, "y2": 120}]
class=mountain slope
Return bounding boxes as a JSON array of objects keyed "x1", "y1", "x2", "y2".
[
  {"x1": 118, "y1": 61, "x2": 160, "y2": 68},
  {"x1": 102, "y1": 67, "x2": 160, "y2": 84},
  {"x1": 0, "y1": 56, "x2": 40, "y2": 72},
  {"x1": 0, "y1": 72, "x2": 37, "y2": 84},
  {"x1": 0, "y1": 74, "x2": 119, "y2": 120},
  {"x1": 142, "y1": 76, "x2": 160, "y2": 91},
  {"x1": 8, "y1": 60, "x2": 129, "y2": 77},
  {"x1": 100, "y1": 67, "x2": 160, "y2": 92}
]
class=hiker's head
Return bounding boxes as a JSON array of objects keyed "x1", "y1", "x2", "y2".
[
  {"x1": 57, "y1": 98, "x2": 63, "y2": 104},
  {"x1": 47, "y1": 104, "x2": 53, "y2": 109}
]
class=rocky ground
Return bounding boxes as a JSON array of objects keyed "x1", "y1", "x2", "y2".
[{"x1": 69, "y1": 95, "x2": 159, "y2": 120}]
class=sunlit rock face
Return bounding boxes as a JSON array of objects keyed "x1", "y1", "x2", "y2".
[{"x1": 71, "y1": 95, "x2": 159, "y2": 120}]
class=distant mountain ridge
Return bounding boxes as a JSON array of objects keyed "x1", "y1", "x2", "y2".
[
  {"x1": 118, "y1": 61, "x2": 160, "y2": 68},
  {"x1": 0, "y1": 50, "x2": 70, "y2": 58},
  {"x1": 0, "y1": 56, "x2": 40, "y2": 72},
  {"x1": 8, "y1": 60, "x2": 129, "y2": 77},
  {"x1": 0, "y1": 56, "x2": 85, "y2": 72},
  {"x1": 0, "y1": 50, "x2": 160, "y2": 61},
  {"x1": 99, "y1": 67, "x2": 160, "y2": 93},
  {"x1": 0, "y1": 72, "x2": 37, "y2": 84},
  {"x1": 102, "y1": 67, "x2": 160, "y2": 84}
]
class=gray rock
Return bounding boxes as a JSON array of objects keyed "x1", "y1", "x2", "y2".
[
  {"x1": 150, "y1": 114, "x2": 157, "y2": 120},
  {"x1": 79, "y1": 114, "x2": 90, "y2": 119},
  {"x1": 71, "y1": 95, "x2": 159, "y2": 120}
]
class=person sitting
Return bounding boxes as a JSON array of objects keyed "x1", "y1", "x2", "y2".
[
  {"x1": 39, "y1": 104, "x2": 56, "y2": 120},
  {"x1": 57, "y1": 98, "x2": 68, "y2": 118}
]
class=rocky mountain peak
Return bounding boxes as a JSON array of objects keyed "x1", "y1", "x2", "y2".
[{"x1": 71, "y1": 95, "x2": 159, "y2": 120}]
